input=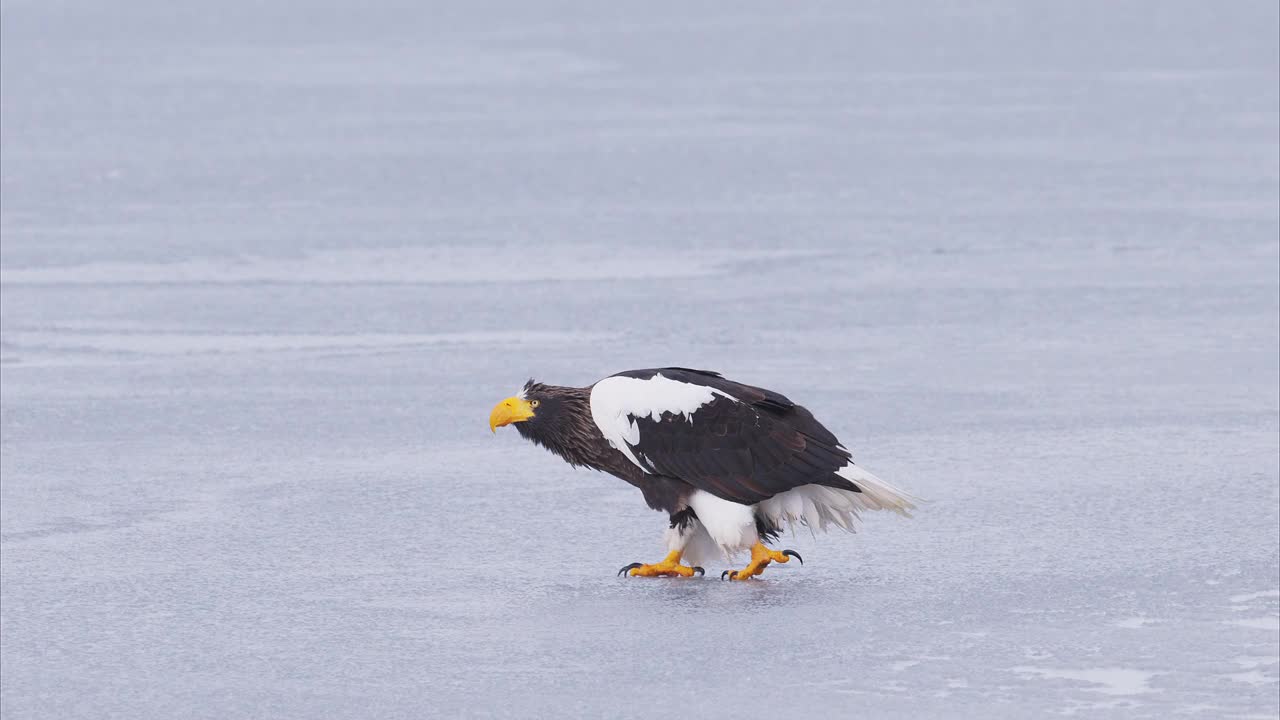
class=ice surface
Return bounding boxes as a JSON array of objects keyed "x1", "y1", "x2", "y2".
[
  {"x1": 2, "y1": 1, "x2": 1278, "y2": 718},
  {"x1": 1009, "y1": 667, "x2": 1157, "y2": 696}
]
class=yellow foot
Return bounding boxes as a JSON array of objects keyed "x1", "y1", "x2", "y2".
[
  {"x1": 618, "y1": 550, "x2": 705, "y2": 578},
  {"x1": 720, "y1": 542, "x2": 803, "y2": 581}
]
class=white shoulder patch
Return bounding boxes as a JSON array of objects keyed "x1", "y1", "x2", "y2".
[{"x1": 589, "y1": 373, "x2": 734, "y2": 472}]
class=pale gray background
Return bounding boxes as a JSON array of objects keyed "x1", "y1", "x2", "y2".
[{"x1": 2, "y1": 1, "x2": 1278, "y2": 718}]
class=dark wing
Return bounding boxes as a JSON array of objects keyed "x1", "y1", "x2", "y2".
[{"x1": 590, "y1": 368, "x2": 862, "y2": 505}]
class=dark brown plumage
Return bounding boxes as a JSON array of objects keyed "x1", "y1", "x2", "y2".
[{"x1": 512, "y1": 369, "x2": 864, "y2": 514}]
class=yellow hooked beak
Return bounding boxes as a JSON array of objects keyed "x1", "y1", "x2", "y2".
[{"x1": 489, "y1": 396, "x2": 535, "y2": 433}]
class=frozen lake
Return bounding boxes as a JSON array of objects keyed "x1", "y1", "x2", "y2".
[{"x1": 2, "y1": 1, "x2": 1278, "y2": 717}]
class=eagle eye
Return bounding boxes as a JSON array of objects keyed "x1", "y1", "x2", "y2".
[{"x1": 530, "y1": 400, "x2": 540, "y2": 408}]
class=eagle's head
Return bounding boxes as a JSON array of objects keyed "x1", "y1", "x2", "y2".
[{"x1": 489, "y1": 380, "x2": 596, "y2": 464}]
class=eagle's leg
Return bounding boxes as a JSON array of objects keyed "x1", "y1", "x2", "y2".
[
  {"x1": 721, "y1": 542, "x2": 803, "y2": 581},
  {"x1": 618, "y1": 508, "x2": 706, "y2": 578},
  {"x1": 618, "y1": 550, "x2": 704, "y2": 578}
]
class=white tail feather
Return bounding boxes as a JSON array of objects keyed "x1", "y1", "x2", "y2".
[
  {"x1": 758, "y1": 463, "x2": 917, "y2": 533},
  {"x1": 836, "y1": 463, "x2": 917, "y2": 516}
]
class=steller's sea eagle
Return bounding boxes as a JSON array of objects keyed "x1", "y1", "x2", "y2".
[{"x1": 489, "y1": 368, "x2": 915, "y2": 580}]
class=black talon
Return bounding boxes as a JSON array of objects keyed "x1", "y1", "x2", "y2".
[
  {"x1": 692, "y1": 566, "x2": 705, "y2": 577},
  {"x1": 720, "y1": 570, "x2": 731, "y2": 580},
  {"x1": 618, "y1": 562, "x2": 643, "y2": 577},
  {"x1": 721, "y1": 570, "x2": 739, "y2": 580},
  {"x1": 782, "y1": 550, "x2": 804, "y2": 565}
]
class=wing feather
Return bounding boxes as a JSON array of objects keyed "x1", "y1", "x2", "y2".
[{"x1": 589, "y1": 368, "x2": 860, "y2": 505}]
